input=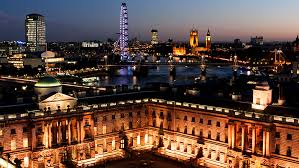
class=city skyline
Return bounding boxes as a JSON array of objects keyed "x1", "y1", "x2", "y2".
[{"x1": 1, "y1": 0, "x2": 299, "y2": 42}]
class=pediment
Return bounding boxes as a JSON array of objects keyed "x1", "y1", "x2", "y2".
[{"x1": 40, "y1": 93, "x2": 76, "y2": 103}]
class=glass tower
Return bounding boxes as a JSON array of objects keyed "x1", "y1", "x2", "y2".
[{"x1": 25, "y1": 14, "x2": 46, "y2": 52}]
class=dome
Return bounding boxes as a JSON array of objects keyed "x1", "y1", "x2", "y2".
[
  {"x1": 35, "y1": 76, "x2": 61, "y2": 88},
  {"x1": 41, "y1": 51, "x2": 55, "y2": 58}
]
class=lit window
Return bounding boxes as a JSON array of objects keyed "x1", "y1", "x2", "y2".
[
  {"x1": 137, "y1": 135, "x2": 140, "y2": 145},
  {"x1": 0, "y1": 129, "x2": 3, "y2": 136},
  {"x1": 112, "y1": 140, "x2": 116, "y2": 150},
  {"x1": 120, "y1": 139, "x2": 125, "y2": 149},
  {"x1": 23, "y1": 138, "x2": 28, "y2": 148},
  {"x1": 102, "y1": 125, "x2": 106, "y2": 134},
  {"x1": 11, "y1": 140, "x2": 16, "y2": 150},
  {"x1": 24, "y1": 157, "x2": 29, "y2": 167}
]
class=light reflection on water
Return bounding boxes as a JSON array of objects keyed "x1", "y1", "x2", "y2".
[{"x1": 93, "y1": 65, "x2": 237, "y2": 87}]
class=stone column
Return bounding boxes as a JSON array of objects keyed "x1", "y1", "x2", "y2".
[
  {"x1": 263, "y1": 128, "x2": 266, "y2": 156},
  {"x1": 48, "y1": 123, "x2": 52, "y2": 148},
  {"x1": 80, "y1": 120, "x2": 84, "y2": 142},
  {"x1": 252, "y1": 126, "x2": 256, "y2": 154},
  {"x1": 241, "y1": 124, "x2": 245, "y2": 152},
  {"x1": 266, "y1": 129, "x2": 270, "y2": 157},
  {"x1": 77, "y1": 120, "x2": 81, "y2": 143},
  {"x1": 31, "y1": 126, "x2": 36, "y2": 150},
  {"x1": 228, "y1": 123, "x2": 232, "y2": 148},
  {"x1": 44, "y1": 124, "x2": 48, "y2": 148},
  {"x1": 68, "y1": 120, "x2": 71, "y2": 144},
  {"x1": 231, "y1": 123, "x2": 235, "y2": 149},
  {"x1": 90, "y1": 117, "x2": 94, "y2": 139},
  {"x1": 58, "y1": 121, "x2": 62, "y2": 144}
]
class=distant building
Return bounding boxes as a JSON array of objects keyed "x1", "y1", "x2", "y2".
[
  {"x1": 173, "y1": 46, "x2": 186, "y2": 56},
  {"x1": 293, "y1": 35, "x2": 299, "y2": 52},
  {"x1": 250, "y1": 36, "x2": 263, "y2": 46},
  {"x1": 25, "y1": 14, "x2": 46, "y2": 52},
  {"x1": 190, "y1": 29, "x2": 199, "y2": 48},
  {"x1": 234, "y1": 39, "x2": 243, "y2": 48},
  {"x1": 205, "y1": 29, "x2": 211, "y2": 50},
  {"x1": 151, "y1": 29, "x2": 159, "y2": 45}
]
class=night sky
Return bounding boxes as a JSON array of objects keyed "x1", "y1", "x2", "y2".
[{"x1": 1, "y1": 0, "x2": 299, "y2": 42}]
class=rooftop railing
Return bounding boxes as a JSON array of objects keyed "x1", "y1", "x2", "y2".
[{"x1": 0, "y1": 98, "x2": 297, "y2": 126}]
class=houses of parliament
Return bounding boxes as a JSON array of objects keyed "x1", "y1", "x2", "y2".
[
  {"x1": 173, "y1": 28, "x2": 212, "y2": 56},
  {"x1": 0, "y1": 76, "x2": 298, "y2": 168}
]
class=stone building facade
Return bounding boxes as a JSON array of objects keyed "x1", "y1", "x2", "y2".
[{"x1": 0, "y1": 98, "x2": 298, "y2": 168}]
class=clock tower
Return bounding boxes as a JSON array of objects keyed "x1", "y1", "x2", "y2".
[{"x1": 205, "y1": 29, "x2": 211, "y2": 50}]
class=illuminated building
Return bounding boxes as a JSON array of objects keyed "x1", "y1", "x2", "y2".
[
  {"x1": 151, "y1": 29, "x2": 159, "y2": 45},
  {"x1": 25, "y1": 14, "x2": 46, "y2": 52},
  {"x1": 0, "y1": 77, "x2": 299, "y2": 168},
  {"x1": 119, "y1": 3, "x2": 129, "y2": 61},
  {"x1": 173, "y1": 46, "x2": 186, "y2": 56},
  {"x1": 190, "y1": 29, "x2": 199, "y2": 48},
  {"x1": 7, "y1": 53, "x2": 25, "y2": 68},
  {"x1": 205, "y1": 29, "x2": 211, "y2": 50}
]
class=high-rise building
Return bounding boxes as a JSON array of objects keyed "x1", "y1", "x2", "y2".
[
  {"x1": 205, "y1": 29, "x2": 211, "y2": 50},
  {"x1": 151, "y1": 29, "x2": 159, "y2": 45},
  {"x1": 190, "y1": 29, "x2": 198, "y2": 48},
  {"x1": 25, "y1": 14, "x2": 46, "y2": 52},
  {"x1": 119, "y1": 3, "x2": 129, "y2": 61}
]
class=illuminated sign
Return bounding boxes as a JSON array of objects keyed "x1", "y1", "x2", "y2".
[{"x1": 82, "y1": 42, "x2": 99, "y2": 48}]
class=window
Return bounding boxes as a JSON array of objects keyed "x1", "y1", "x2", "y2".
[
  {"x1": 256, "y1": 98, "x2": 261, "y2": 105},
  {"x1": 152, "y1": 111, "x2": 156, "y2": 118},
  {"x1": 137, "y1": 111, "x2": 141, "y2": 116},
  {"x1": 192, "y1": 127, "x2": 195, "y2": 135},
  {"x1": 121, "y1": 113, "x2": 125, "y2": 118},
  {"x1": 121, "y1": 123, "x2": 125, "y2": 131},
  {"x1": 24, "y1": 157, "x2": 29, "y2": 167},
  {"x1": 200, "y1": 118, "x2": 203, "y2": 124},
  {"x1": 120, "y1": 139, "x2": 125, "y2": 149},
  {"x1": 216, "y1": 132, "x2": 220, "y2": 141},
  {"x1": 103, "y1": 116, "x2": 107, "y2": 121},
  {"x1": 208, "y1": 131, "x2": 211, "y2": 139},
  {"x1": 23, "y1": 138, "x2": 28, "y2": 148},
  {"x1": 200, "y1": 129, "x2": 203, "y2": 137},
  {"x1": 23, "y1": 127, "x2": 28, "y2": 133},
  {"x1": 184, "y1": 116, "x2": 187, "y2": 121},
  {"x1": 225, "y1": 134, "x2": 228, "y2": 143},
  {"x1": 225, "y1": 123, "x2": 228, "y2": 128},
  {"x1": 216, "y1": 122, "x2": 220, "y2": 127},
  {"x1": 112, "y1": 140, "x2": 116, "y2": 150},
  {"x1": 192, "y1": 117, "x2": 195, "y2": 122},
  {"x1": 177, "y1": 127, "x2": 180, "y2": 132},
  {"x1": 153, "y1": 120, "x2": 156, "y2": 127},
  {"x1": 112, "y1": 115, "x2": 115, "y2": 120},
  {"x1": 184, "y1": 126, "x2": 187, "y2": 134},
  {"x1": 129, "y1": 122, "x2": 133, "y2": 129},
  {"x1": 11, "y1": 140, "x2": 16, "y2": 150},
  {"x1": 129, "y1": 112, "x2": 133, "y2": 117},
  {"x1": 0, "y1": 129, "x2": 3, "y2": 136},
  {"x1": 145, "y1": 110, "x2": 148, "y2": 116},
  {"x1": 160, "y1": 112, "x2": 163, "y2": 117},
  {"x1": 287, "y1": 134, "x2": 292, "y2": 140},
  {"x1": 208, "y1": 120, "x2": 211, "y2": 125},
  {"x1": 287, "y1": 147, "x2": 292, "y2": 157},
  {"x1": 275, "y1": 132, "x2": 280, "y2": 138},
  {"x1": 275, "y1": 144, "x2": 280, "y2": 154},
  {"x1": 11, "y1": 129, "x2": 16, "y2": 135}
]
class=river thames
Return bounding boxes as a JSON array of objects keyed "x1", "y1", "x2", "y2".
[{"x1": 86, "y1": 65, "x2": 245, "y2": 87}]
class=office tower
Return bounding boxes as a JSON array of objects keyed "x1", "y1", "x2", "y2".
[
  {"x1": 25, "y1": 14, "x2": 46, "y2": 52},
  {"x1": 151, "y1": 29, "x2": 159, "y2": 45}
]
